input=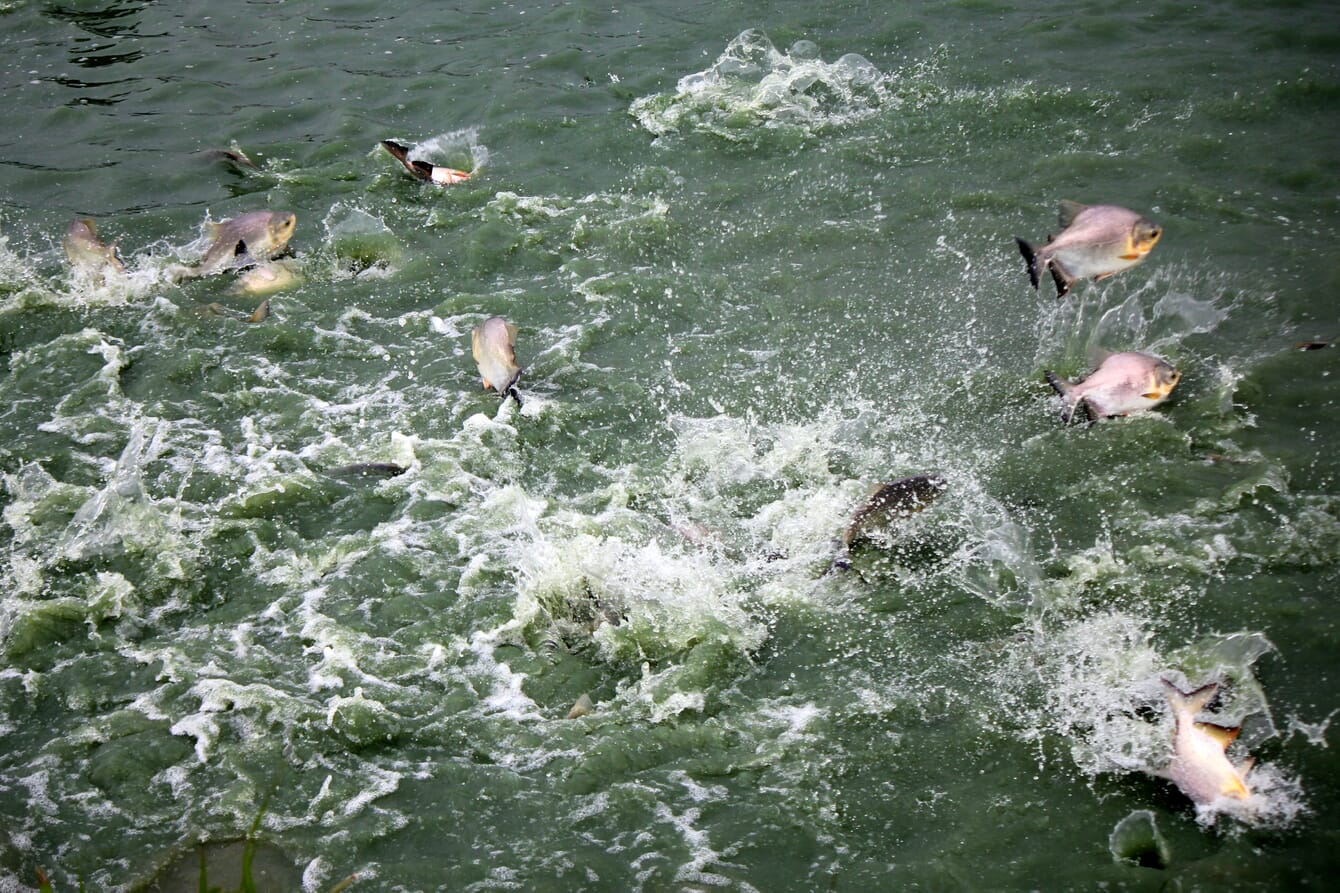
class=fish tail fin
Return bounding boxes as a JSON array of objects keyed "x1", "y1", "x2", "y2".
[
  {"x1": 1045, "y1": 372, "x2": 1083, "y2": 425},
  {"x1": 507, "y1": 385, "x2": 523, "y2": 407},
  {"x1": 1162, "y1": 677, "x2": 1220, "y2": 715},
  {"x1": 380, "y1": 140, "x2": 411, "y2": 164},
  {"x1": 1015, "y1": 237, "x2": 1041, "y2": 290},
  {"x1": 248, "y1": 299, "x2": 270, "y2": 323}
]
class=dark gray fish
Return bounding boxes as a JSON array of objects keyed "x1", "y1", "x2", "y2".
[
  {"x1": 327, "y1": 463, "x2": 409, "y2": 480},
  {"x1": 828, "y1": 473, "x2": 948, "y2": 572}
]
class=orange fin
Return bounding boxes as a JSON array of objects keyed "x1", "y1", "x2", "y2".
[{"x1": 1196, "y1": 721, "x2": 1241, "y2": 750}]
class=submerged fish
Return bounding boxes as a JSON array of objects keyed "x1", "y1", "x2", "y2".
[
  {"x1": 567, "y1": 693, "x2": 595, "y2": 719},
  {"x1": 178, "y1": 210, "x2": 297, "y2": 278},
  {"x1": 381, "y1": 139, "x2": 472, "y2": 185},
  {"x1": 471, "y1": 316, "x2": 523, "y2": 406},
  {"x1": 829, "y1": 473, "x2": 948, "y2": 572},
  {"x1": 1045, "y1": 350, "x2": 1180, "y2": 425},
  {"x1": 327, "y1": 462, "x2": 409, "y2": 480},
  {"x1": 230, "y1": 260, "x2": 301, "y2": 296},
  {"x1": 190, "y1": 299, "x2": 271, "y2": 323},
  {"x1": 1156, "y1": 679, "x2": 1253, "y2": 807},
  {"x1": 63, "y1": 217, "x2": 126, "y2": 280},
  {"x1": 1016, "y1": 201, "x2": 1162, "y2": 298},
  {"x1": 199, "y1": 142, "x2": 259, "y2": 170}
]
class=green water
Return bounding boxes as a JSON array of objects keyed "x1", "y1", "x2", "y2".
[{"x1": 1, "y1": 1, "x2": 1338, "y2": 890}]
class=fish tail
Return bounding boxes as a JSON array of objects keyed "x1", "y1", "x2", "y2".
[
  {"x1": 1015, "y1": 237, "x2": 1041, "y2": 290},
  {"x1": 1161, "y1": 677, "x2": 1220, "y2": 714},
  {"x1": 1045, "y1": 372, "x2": 1085, "y2": 426},
  {"x1": 380, "y1": 140, "x2": 411, "y2": 164}
]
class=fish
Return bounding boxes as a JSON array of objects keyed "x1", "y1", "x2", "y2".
[
  {"x1": 230, "y1": 260, "x2": 301, "y2": 296},
  {"x1": 190, "y1": 299, "x2": 271, "y2": 323},
  {"x1": 471, "y1": 316, "x2": 523, "y2": 406},
  {"x1": 63, "y1": 217, "x2": 126, "y2": 280},
  {"x1": 199, "y1": 142, "x2": 259, "y2": 170},
  {"x1": 327, "y1": 462, "x2": 409, "y2": 480},
  {"x1": 1044, "y1": 350, "x2": 1180, "y2": 425},
  {"x1": 1015, "y1": 201, "x2": 1162, "y2": 298},
  {"x1": 380, "y1": 139, "x2": 472, "y2": 185},
  {"x1": 1156, "y1": 679, "x2": 1253, "y2": 807},
  {"x1": 828, "y1": 473, "x2": 948, "y2": 572},
  {"x1": 566, "y1": 693, "x2": 595, "y2": 719},
  {"x1": 178, "y1": 210, "x2": 297, "y2": 278}
]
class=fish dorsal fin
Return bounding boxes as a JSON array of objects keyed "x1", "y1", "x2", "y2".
[
  {"x1": 1087, "y1": 346, "x2": 1115, "y2": 368},
  {"x1": 410, "y1": 160, "x2": 435, "y2": 180},
  {"x1": 504, "y1": 322, "x2": 519, "y2": 342},
  {"x1": 1058, "y1": 200, "x2": 1088, "y2": 228},
  {"x1": 1196, "y1": 722, "x2": 1241, "y2": 751}
]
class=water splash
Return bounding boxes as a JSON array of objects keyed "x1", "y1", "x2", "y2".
[{"x1": 630, "y1": 30, "x2": 892, "y2": 140}]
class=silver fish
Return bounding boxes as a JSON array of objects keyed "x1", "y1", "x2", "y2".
[
  {"x1": 1156, "y1": 679, "x2": 1253, "y2": 807},
  {"x1": 1045, "y1": 350, "x2": 1180, "y2": 425},
  {"x1": 63, "y1": 217, "x2": 126, "y2": 280},
  {"x1": 182, "y1": 210, "x2": 297, "y2": 278},
  {"x1": 1016, "y1": 201, "x2": 1162, "y2": 298},
  {"x1": 381, "y1": 139, "x2": 472, "y2": 186},
  {"x1": 829, "y1": 473, "x2": 948, "y2": 572},
  {"x1": 471, "y1": 316, "x2": 523, "y2": 406}
]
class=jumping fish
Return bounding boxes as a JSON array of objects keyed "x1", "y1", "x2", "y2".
[
  {"x1": 178, "y1": 210, "x2": 297, "y2": 279},
  {"x1": 471, "y1": 316, "x2": 523, "y2": 406},
  {"x1": 1156, "y1": 679, "x2": 1253, "y2": 807},
  {"x1": 1016, "y1": 201, "x2": 1162, "y2": 298},
  {"x1": 63, "y1": 217, "x2": 126, "y2": 280},
  {"x1": 380, "y1": 139, "x2": 472, "y2": 185},
  {"x1": 1045, "y1": 350, "x2": 1180, "y2": 425},
  {"x1": 828, "y1": 473, "x2": 948, "y2": 572}
]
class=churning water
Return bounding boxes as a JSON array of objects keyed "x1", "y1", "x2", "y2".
[{"x1": 1, "y1": 1, "x2": 1338, "y2": 890}]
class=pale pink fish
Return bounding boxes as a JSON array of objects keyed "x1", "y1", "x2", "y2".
[
  {"x1": 1016, "y1": 201, "x2": 1162, "y2": 298},
  {"x1": 63, "y1": 217, "x2": 126, "y2": 279},
  {"x1": 1155, "y1": 679, "x2": 1253, "y2": 807},
  {"x1": 471, "y1": 316, "x2": 523, "y2": 406},
  {"x1": 1045, "y1": 350, "x2": 1180, "y2": 425}
]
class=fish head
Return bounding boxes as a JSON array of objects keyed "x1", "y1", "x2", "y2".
[
  {"x1": 265, "y1": 212, "x2": 298, "y2": 252},
  {"x1": 1130, "y1": 218, "x2": 1162, "y2": 257},
  {"x1": 1144, "y1": 360, "x2": 1181, "y2": 401}
]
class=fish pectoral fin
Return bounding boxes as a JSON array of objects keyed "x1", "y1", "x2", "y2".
[
  {"x1": 481, "y1": 378, "x2": 493, "y2": 390},
  {"x1": 1118, "y1": 253, "x2": 1141, "y2": 261},
  {"x1": 1195, "y1": 721, "x2": 1241, "y2": 750},
  {"x1": 1141, "y1": 391, "x2": 1164, "y2": 401}
]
